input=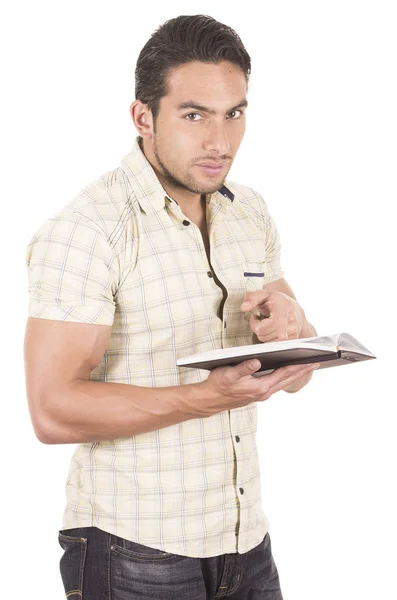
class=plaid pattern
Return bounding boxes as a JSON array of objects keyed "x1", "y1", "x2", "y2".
[{"x1": 25, "y1": 136, "x2": 284, "y2": 558}]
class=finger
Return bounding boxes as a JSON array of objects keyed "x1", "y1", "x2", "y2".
[
  {"x1": 250, "y1": 314, "x2": 278, "y2": 338},
  {"x1": 262, "y1": 363, "x2": 319, "y2": 389},
  {"x1": 254, "y1": 305, "x2": 271, "y2": 318},
  {"x1": 256, "y1": 331, "x2": 288, "y2": 343},
  {"x1": 252, "y1": 316, "x2": 289, "y2": 342},
  {"x1": 264, "y1": 363, "x2": 320, "y2": 397},
  {"x1": 229, "y1": 359, "x2": 262, "y2": 380},
  {"x1": 286, "y1": 324, "x2": 300, "y2": 339},
  {"x1": 240, "y1": 290, "x2": 272, "y2": 312},
  {"x1": 249, "y1": 311, "x2": 274, "y2": 328}
]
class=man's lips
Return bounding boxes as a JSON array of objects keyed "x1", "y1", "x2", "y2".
[{"x1": 195, "y1": 162, "x2": 227, "y2": 175}]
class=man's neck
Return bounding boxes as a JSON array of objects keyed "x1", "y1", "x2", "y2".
[{"x1": 140, "y1": 136, "x2": 204, "y2": 216}]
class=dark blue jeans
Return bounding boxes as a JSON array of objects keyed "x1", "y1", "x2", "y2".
[{"x1": 58, "y1": 526, "x2": 284, "y2": 599}]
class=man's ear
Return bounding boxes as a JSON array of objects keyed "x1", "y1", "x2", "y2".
[{"x1": 130, "y1": 99, "x2": 154, "y2": 139}]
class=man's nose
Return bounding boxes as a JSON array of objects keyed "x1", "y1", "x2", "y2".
[{"x1": 202, "y1": 122, "x2": 230, "y2": 156}]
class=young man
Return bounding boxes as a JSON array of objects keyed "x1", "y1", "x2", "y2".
[{"x1": 24, "y1": 14, "x2": 319, "y2": 600}]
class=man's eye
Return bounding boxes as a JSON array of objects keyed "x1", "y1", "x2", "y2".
[
  {"x1": 228, "y1": 110, "x2": 243, "y2": 119},
  {"x1": 185, "y1": 113, "x2": 202, "y2": 121}
]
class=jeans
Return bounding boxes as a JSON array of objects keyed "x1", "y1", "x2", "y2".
[{"x1": 58, "y1": 526, "x2": 284, "y2": 599}]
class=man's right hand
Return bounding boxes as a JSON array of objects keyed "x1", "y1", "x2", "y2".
[{"x1": 198, "y1": 360, "x2": 320, "y2": 416}]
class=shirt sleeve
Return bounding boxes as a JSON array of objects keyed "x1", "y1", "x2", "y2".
[
  {"x1": 253, "y1": 189, "x2": 285, "y2": 284},
  {"x1": 25, "y1": 212, "x2": 118, "y2": 325}
]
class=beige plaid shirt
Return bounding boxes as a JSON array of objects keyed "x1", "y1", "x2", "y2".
[{"x1": 26, "y1": 136, "x2": 284, "y2": 558}]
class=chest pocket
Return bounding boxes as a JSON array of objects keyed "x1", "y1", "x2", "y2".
[
  {"x1": 243, "y1": 261, "x2": 266, "y2": 292},
  {"x1": 241, "y1": 261, "x2": 266, "y2": 324}
]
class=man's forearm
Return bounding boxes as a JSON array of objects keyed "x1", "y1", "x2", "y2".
[{"x1": 39, "y1": 379, "x2": 205, "y2": 445}]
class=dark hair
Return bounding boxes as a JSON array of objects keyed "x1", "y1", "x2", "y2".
[{"x1": 135, "y1": 15, "x2": 251, "y2": 122}]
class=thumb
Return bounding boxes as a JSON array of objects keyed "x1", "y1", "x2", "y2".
[{"x1": 231, "y1": 359, "x2": 261, "y2": 380}]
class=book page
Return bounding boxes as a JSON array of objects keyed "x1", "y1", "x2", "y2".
[
  {"x1": 301, "y1": 333, "x2": 374, "y2": 356},
  {"x1": 301, "y1": 335, "x2": 334, "y2": 346},
  {"x1": 336, "y1": 332, "x2": 375, "y2": 355}
]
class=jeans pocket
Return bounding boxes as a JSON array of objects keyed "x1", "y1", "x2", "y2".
[
  {"x1": 58, "y1": 530, "x2": 88, "y2": 599},
  {"x1": 110, "y1": 538, "x2": 176, "y2": 563},
  {"x1": 110, "y1": 539, "x2": 191, "y2": 600}
]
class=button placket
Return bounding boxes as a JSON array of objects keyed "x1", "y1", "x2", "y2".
[{"x1": 187, "y1": 221, "x2": 212, "y2": 272}]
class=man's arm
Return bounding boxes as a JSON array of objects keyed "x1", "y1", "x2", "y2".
[
  {"x1": 24, "y1": 316, "x2": 317, "y2": 444},
  {"x1": 24, "y1": 317, "x2": 205, "y2": 445},
  {"x1": 241, "y1": 277, "x2": 318, "y2": 393}
]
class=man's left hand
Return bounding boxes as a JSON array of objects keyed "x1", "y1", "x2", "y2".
[{"x1": 240, "y1": 289, "x2": 305, "y2": 343}]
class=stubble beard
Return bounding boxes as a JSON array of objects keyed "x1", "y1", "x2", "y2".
[{"x1": 152, "y1": 132, "x2": 227, "y2": 196}]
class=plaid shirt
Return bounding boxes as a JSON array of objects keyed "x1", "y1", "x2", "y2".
[{"x1": 25, "y1": 136, "x2": 284, "y2": 558}]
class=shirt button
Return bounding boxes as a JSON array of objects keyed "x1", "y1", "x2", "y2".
[
  {"x1": 239, "y1": 487, "x2": 244, "y2": 495},
  {"x1": 235, "y1": 435, "x2": 240, "y2": 443},
  {"x1": 207, "y1": 271, "x2": 213, "y2": 278},
  {"x1": 182, "y1": 220, "x2": 190, "y2": 226}
]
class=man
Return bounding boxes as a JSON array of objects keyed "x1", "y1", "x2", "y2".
[{"x1": 24, "y1": 14, "x2": 319, "y2": 600}]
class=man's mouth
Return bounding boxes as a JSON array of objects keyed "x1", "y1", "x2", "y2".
[{"x1": 195, "y1": 162, "x2": 226, "y2": 176}]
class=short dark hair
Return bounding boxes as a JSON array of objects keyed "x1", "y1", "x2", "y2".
[{"x1": 135, "y1": 15, "x2": 251, "y2": 122}]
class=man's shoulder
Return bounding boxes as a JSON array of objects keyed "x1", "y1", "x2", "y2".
[
  {"x1": 33, "y1": 166, "x2": 139, "y2": 250},
  {"x1": 64, "y1": 167, "x2": 135, "y2": 233}
]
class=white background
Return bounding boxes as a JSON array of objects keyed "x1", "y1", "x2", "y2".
[{"x1": 1, "y1": 1, "x2": 395, "y2": 598}]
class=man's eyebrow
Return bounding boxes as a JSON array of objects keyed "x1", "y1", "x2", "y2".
[{"x1": 176, "y1": 100, "x2": 248, "y2": 115}]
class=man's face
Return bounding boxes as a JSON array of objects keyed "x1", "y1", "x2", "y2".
[{"x1": 150, "y1": 60, "x2": 248, "y2": 196}]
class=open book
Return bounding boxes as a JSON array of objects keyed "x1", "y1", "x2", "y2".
[{"x1": 176, "y1": 333, "x2": 376, "y2": 377}]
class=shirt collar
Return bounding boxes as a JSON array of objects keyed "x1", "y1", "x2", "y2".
[{"x1": 120, "y1": 136, "x2": 234, "y2": 214}]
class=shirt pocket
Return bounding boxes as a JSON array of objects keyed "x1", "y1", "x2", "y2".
[
  {"x1": 243, "y1": 261, "x2": 266, "y2": 291},
  {"x1": 242, "y1": 261, "x2": 266, "y2": 322}
]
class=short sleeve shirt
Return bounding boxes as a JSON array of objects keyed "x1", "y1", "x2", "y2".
[{"x1": 26, "y1": 136, "x2": 284, "y2": 558}]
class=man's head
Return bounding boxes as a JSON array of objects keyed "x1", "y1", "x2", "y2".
[{"x1": 130, "y1": 15, "x2": 251, "y2": 200}]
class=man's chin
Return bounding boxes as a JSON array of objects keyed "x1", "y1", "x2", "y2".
[{"x1": 188, "y1": 177, "x2": 226, "y2": 196}]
